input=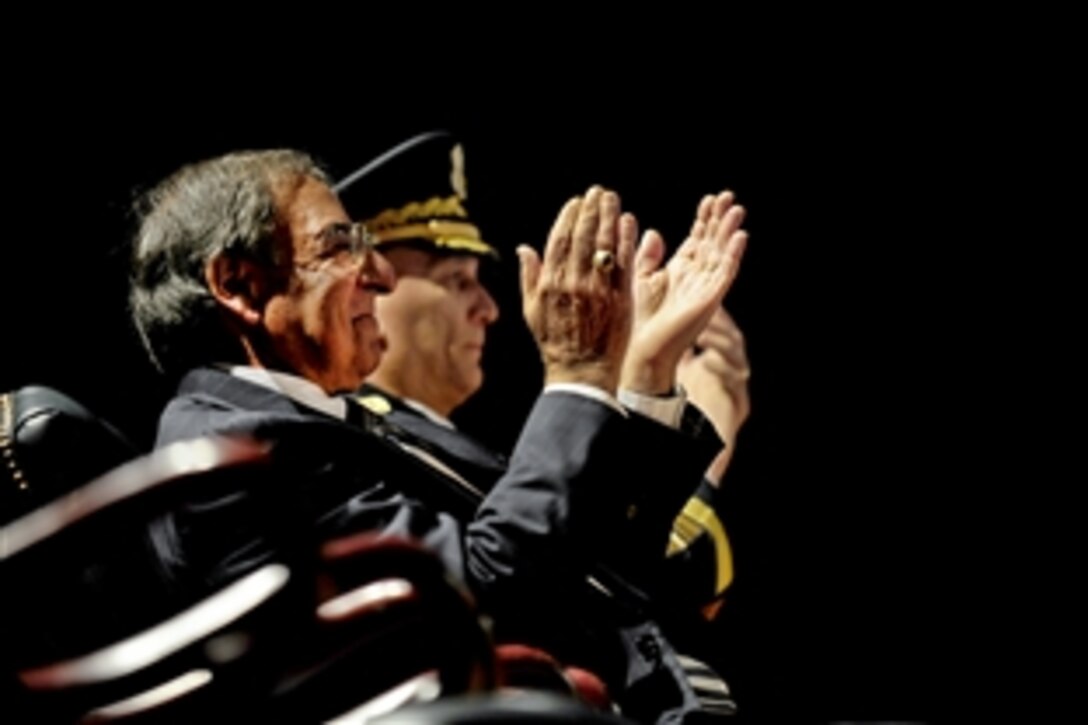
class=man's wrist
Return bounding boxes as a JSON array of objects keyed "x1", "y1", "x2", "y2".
[
  {"x1": 544, "y1": 361, "x2": 619, "y2": 396},
  {"x1": 619, "y1": 358, "x2": 676, "y2": 396}
]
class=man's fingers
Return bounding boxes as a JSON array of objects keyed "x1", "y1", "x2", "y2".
[
  {"x1": 711, "y1": 189, "x2": 735, "y2": 220},
  {"x1": 517, "y1": 244, "x2": 542, "y2": 304},
  {"x1": 714, "y1": 307, "x2": 738, "y2": 332},
  {"x1": 714, "y1": 204, "x2": 747, "y2": 246},
  {"x1": 572, "y1": 186, "x2": 605, "y2": 273},
  {"x1": 596, "y1": 189, "x2": 621, "y2": 251},
  {"x1": 617, "y1": 211, "x2": 639, "y2": 292},
  {"x1": 695, "y1": 344, "x2": 750, "y2": 382},
  {"x1": 635, "y1": 228, "x2": 666, "y2": 279},
  {"x1": 706, "y1": 309, "x2": 747, "y2": 352},
  {"x1": 543, "y1": 196, "x2": 582, "y2": 270},
  {"x1": 691, "y1": 194, "x2": 716, "y2": 237},
  {"x1": 703, "y1": 190, "x2": 735, "y2": 240},
  {"x1": 700, "y1": 228, "x2": 748, "y2": 305},
  {"x1": 695, "y1": 327, "x2": 734, "y2": 356},
  {"x1": 684, "y1": 191, "x2": 739, "y2": 260},
  {"x1": 704, "y1": 307, "x2": 732, "y2": 335},
  {"x1": 695, "y1": 327, "x2": 748, "y2": 369},
  {"x1": 720, "y1": 230, "x2": 749, "y2": 284}
]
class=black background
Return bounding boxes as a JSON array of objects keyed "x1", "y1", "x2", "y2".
[{"x1": 1, "y1": 52, "x2": 984, "y2": 720}]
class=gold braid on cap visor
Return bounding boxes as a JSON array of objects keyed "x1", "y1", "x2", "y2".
[{"x1": 366, "y1": 196, "x2": 495, "y2": 256}]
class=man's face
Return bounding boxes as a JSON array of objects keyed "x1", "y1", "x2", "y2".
[
  {"x1": 372, "y1": 248, "x2": 499, "y2": 413},
  {"x1": 262, "y1": 176, "x2": 395, "y2": 393}
]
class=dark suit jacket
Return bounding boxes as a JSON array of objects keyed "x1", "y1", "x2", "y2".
[
  {"x1": 149, "y1": 368, "x2": 728, "y2": 722},
  {"x1": 355, "y1": 383, "x2": 734, "y2": 615}
]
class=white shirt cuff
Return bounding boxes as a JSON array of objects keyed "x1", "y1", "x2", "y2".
[{"x1": 618, "y1": 386, "x2": 687, "y2": 429}]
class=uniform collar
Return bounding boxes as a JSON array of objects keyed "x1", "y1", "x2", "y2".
[{"x1": 227, "y1": 366, "x2": 347, "y2": 421}]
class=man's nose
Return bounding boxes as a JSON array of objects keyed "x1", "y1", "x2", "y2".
[
  {"x1": 478, "y1": 287, "x2": 499, "y2": 324},
  {"x1": 360, "y1": 248, "x2": 396, "y2": 293}
]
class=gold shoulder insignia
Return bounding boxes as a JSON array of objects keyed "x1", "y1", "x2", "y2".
[
  {"x1": 668, "y1": 497, "x2": 734, "y2": 597},
  {"x1": 356, "y1": 394, "x2": 392, "y2": 416}
]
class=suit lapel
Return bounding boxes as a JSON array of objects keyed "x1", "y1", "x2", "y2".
[
  {"x1": 389, "y1": 411, "x2": 506, "y2": 472},
  {"x1": 355, "y1": 385, "x2": 508, "y2": 490}
]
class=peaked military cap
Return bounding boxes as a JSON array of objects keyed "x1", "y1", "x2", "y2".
[{"x1": 334, "y1": 130, "x2": 497, "y2": 258}]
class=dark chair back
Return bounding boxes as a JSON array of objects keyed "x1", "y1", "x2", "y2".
[
  {"x1": 2, "y1": 385, "x2": 137, "y2": 525},
  {"x1": 2, "y1": 435, "x2": 275, "y2": 721},
  {"x1": 3, "y1": 435, "x2": 500, "y2": 722}
]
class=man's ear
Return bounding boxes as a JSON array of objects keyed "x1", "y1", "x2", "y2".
[{"x1": 205, "y1": 254, "x2": 265, "y2": 326}]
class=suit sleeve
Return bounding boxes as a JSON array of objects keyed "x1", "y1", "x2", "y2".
[
  {"x1": 148, "y1": 392, "x2": 629, "y2": 616},
  {"x1": 463, "y1": 392, "x2": 631, "y2": 603},
  {"x1": 592, "y1": 404, "x2": 735, "y2": 614}
]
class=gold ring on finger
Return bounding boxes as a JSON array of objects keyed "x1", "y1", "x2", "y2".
[{"x1": 592, "y1": 249, "x2": 616, "y2": 273}]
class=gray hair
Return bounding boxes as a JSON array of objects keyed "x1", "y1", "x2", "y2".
[{"x1": 129, "y1": 149, "x2": 328, "y2": 376}]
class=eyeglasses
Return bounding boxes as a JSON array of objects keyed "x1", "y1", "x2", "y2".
[{"x1": 306, "y1": 222, "x2": 377, "y2": 268}]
